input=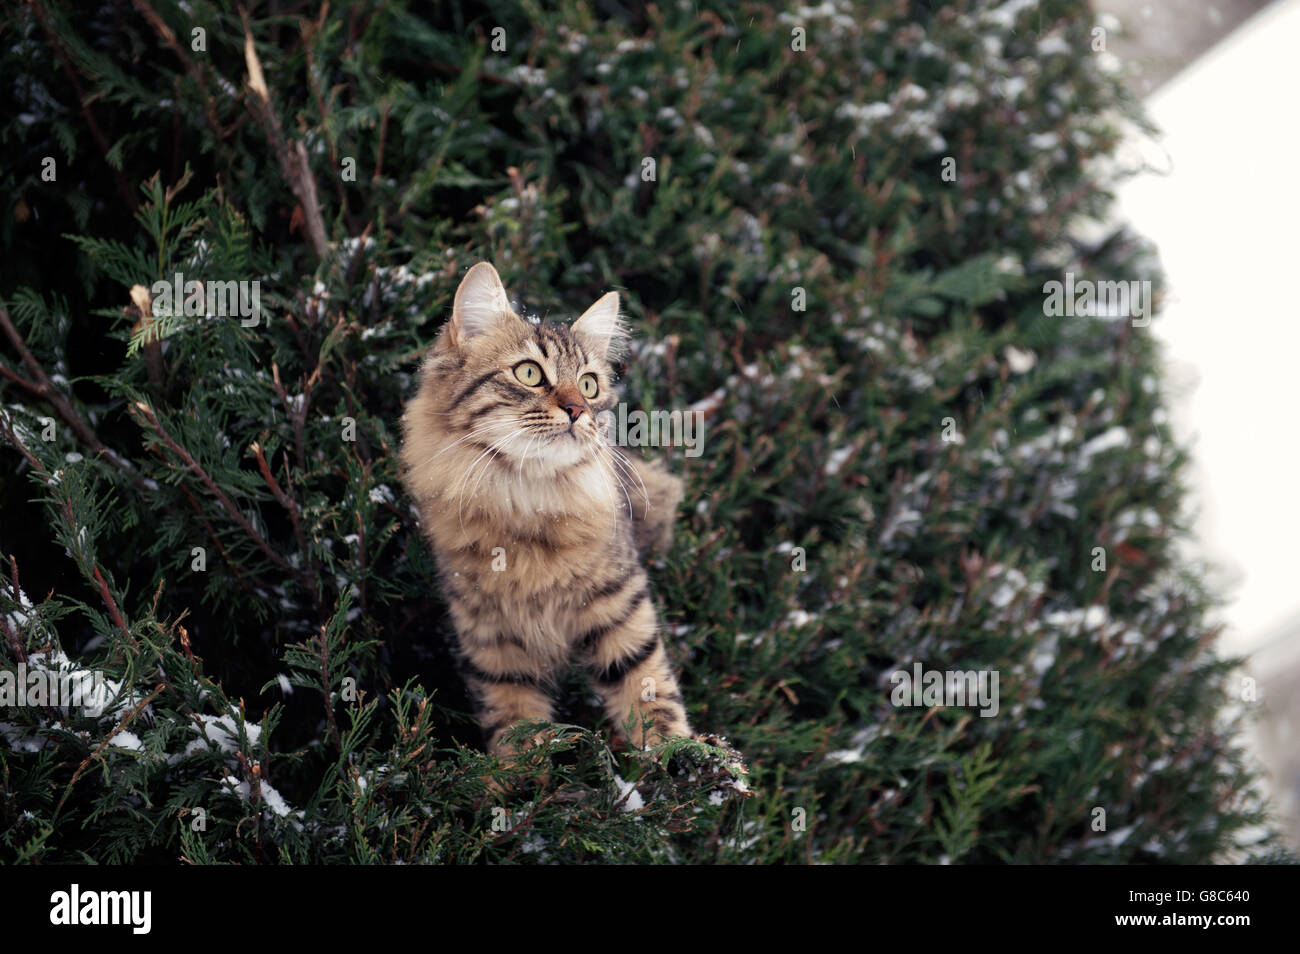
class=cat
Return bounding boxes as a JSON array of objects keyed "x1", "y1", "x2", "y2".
[{"x1": 399, "y1": 262, "x2": 696, "y2": 760}]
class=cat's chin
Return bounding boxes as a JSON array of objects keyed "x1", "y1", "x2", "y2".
[{"x1": 531, "y1": 428, "x2": 595, "y2": 469}]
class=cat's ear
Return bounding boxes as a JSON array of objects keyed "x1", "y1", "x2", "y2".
[
  {"x1": 571, "y1": 292, "x2": 626, "y2": 361},
  {"x1": 449, "y1": 262, "x2": 519, "y2": 347}
]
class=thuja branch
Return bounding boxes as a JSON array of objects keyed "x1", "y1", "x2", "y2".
[
  {"x1": 29, "y1": 1, "x2": 138, "y2": 213},
  {"x1": 129, "y1": 400, "x2": 293, "y2": 576},
  {"x1": 251, "y1": 440, "x2": 321, "y2": 609},
  {"x1": 251, "y1": 441, "x2": 306, "y2": 553},
  {"x1": 0, "y1": 412, "x2": 131, "y2": 640},
  {"x1": 0, "y1": 305, "x2": 138, "y2": 481},
  {"x1": 239, "y1": 5, "x2": 330, "y2": 260},
  {"x1": 130, "y1": 0, "x2": 231, "y2": 150},
  {"x1": 51, "y1": 683, "x2": 166, "y2": 825},
  {"x1": 169, "y1": 474, "x2": 255, "y2": 596},
  {"x1": 318, "y1": 625, "x2": 343, "y2": 756}
]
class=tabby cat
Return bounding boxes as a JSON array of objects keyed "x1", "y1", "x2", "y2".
[{"x1": 399, "y1": 262, "x2": 695, "y2": 757}]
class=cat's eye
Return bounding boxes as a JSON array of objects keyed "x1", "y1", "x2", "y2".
[
  {"x1": 514, "y1": 361, "x2": 544, "y2": 387},
  {"x1": 578, "y1": 373, "x2": 599, "y2": 399}
]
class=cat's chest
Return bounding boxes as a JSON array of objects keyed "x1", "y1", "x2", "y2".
[
  {"x1": 436, "y1": 508, "x2": 628, "y2": 595},
  {"x1": 437, "y1": 519, "x2": 633, "y2": 652}
]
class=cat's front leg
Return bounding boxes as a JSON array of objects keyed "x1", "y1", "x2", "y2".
[
  {"x1": 578, "y1": 577, "x2": 692, "y2": 748},
  {"x1": 458, "y1": 635, "x2": 557, "y2": 756}
]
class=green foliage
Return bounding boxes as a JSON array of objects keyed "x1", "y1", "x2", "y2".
[{"x1": 0, "y1": 0, "x2": 1289, "y2": 863}]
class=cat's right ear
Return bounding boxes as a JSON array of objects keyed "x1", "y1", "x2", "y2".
[{"x1": 448, "y1": 262, "x2": 518, "y2": 348}]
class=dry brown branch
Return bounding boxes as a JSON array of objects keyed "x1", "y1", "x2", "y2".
[
  {"x1": 127, "y1": 284, "x2": 166, "y2": 397},
  {"x1": 239, "y1": 5, "x2": 330, "y2": 260},
  {"x1": 130, "y1": 399, "x2": 292, "y2": 574},
  {"x1": 0, "y1": 304, "x2": 137, "y2": 479},
  {"x1": 31, "y1": 1, "x2": 138, "y2": 212},
  {"x1": 131, "y1": 0, "x2": 229, "y2": 146},
  {"x1": 52, "y1": 683, "x2": 166, "y2": 824}
]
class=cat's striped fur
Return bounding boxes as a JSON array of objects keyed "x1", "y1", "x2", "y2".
[{"x1": 399, "y1": 263, "x2": 692, "y2": 756}]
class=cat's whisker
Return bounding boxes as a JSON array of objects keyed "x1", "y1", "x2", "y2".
[
  {"x1": 516, "y1": 429, "x2": 544, "y2": 479},
  {"x1": 602, "y1": 442, "x2": 652, "y2": 510},
  {"x1": 592, "y1": 443, "x2": 635, "y2": 521},
  {"x1": 465, "y1": 429, "x2": 524, "y2": 506},
  {"x1": 452, "y1": 430, "x2": 516, "y2": 509},
  {"x1": 455, "y1": 430, "x2": 525, "y2": 531},
  {"x1": 414, "y1": 419, "x2": 519, "y2": 465},
  {"x1": 447, "y1": 428, "x2": 516, "y2": 513},
  {"x1": 412, "y1": 417, "x2": 527, "y2": 471}
]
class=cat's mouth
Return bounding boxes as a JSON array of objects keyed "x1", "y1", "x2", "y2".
[
  {"x1": 541, "y1": 420, "x2": 597, "y2": 451},
  {"x1": 538, "y1": 418, "x2": 586, "y2": 438}
]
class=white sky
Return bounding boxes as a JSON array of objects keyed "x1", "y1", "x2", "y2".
[{"x1": 1116, "y1": 0, "x2": 1300, "y2": 664}]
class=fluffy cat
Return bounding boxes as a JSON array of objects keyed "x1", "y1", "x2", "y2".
[{"x1": 399, "y1": 262, "x2": 695, "y2": 758}]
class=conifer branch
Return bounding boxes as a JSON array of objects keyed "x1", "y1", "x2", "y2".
[
  {"x1": 251, "y1": 440, "x2": 320, "y2": 609},
  {"x1": 173, "y1": 480, "x2": 256, "y2": 596},
  {"x1": 317, "y1": 625, "x2": 343, "y2": 756},
  {"x1": 300, "y1": 10, "x2": 349, "y2": 212},
  {"x1": 126, "y1": 285, "x2": 165, "y2": 400},
  {"x1": 0, "y1": 305, "x2": 137, "y2": 480},
  {"x1": 0, "y1": 409, "x2": 134, "y2": 641},
  {"x1": 30, "y1": 1, "x2": 138, "y2": 213},
  {"x1": 130, "y1": 0, "x2": 229, "y2": 148},
  {"x1": 239, "y1": 5, "x2": 330, "y2": 260},
  {"x1": 51, "y1": 683, "x2": 166, "y2": 825},
  {"x1": 130, "y1": 399, "x2": 292, "y2": 575}
]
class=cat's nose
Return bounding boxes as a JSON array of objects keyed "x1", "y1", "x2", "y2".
[{"x1": 562, "y1": 401, "x2": 586, "y2": 421}]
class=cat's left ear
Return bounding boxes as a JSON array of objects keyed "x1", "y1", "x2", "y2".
[
  {"x1": 571, "y1": 292, "x2": 626, "y2": 361},
  {"x1": 448, "y1": 262, "x2": 520, "y2": 348}
]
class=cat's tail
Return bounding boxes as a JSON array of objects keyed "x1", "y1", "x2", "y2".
[{"x1": 626, "y1": 455, "x2": 684, "y2": 560}]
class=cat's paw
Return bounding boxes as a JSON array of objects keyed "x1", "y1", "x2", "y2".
[
  {"x1": 662, "y1": 732, "x2": 752, "y2": 801},
  {"x1": 480, "y1": 725, "x2": 565, "y2": 797},
  {"x1": 690, "y1": 733, "x2": 750, "y2": 788}
]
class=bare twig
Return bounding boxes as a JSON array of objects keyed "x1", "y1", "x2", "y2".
[
  {"x1": 271, "y1": 359, "x2": 321, "y2": 473},
  {"x1": 318, "y1": 625, "x2": 343, "y2": 755},
  {"x1": 31, "y1": 1, "x2": 138, "y2": 212},
  {"x1": 0, "y1": 613, "x2": 24, "y2": 664},
  {"x1": 0, "y1": 556, "x2": 27, "y2": 664},
  {"x1": 51, "y1": 683, "x2": 166, "y2": 825},
  {"x1": 239, "y1": 5, "x2": 330, "y2": 260},
  {"x1": 372, "y1": 98, "x2": 390, "y2": 185},
  {"x1": 130, "y1": 0, "x2": 230, "y2": 144},
  {"x1": 355, "y1": 507, "x2": 367, "y2": 617},
  {"x1": 92, "y1": 566, "x2": 130, "y2": 638},
  {"x1": 0, "y1": 305, "x2": 138, "y2": 480},
  {"x1": 0, "y1": 363, "x2": 46, "y2": 399},
  {"x1": 130, "y1": 399, "x2": 292, "y2": 574},
  {"x1": 251, "y1": 439, "x2": 319, "y2": 607}
]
